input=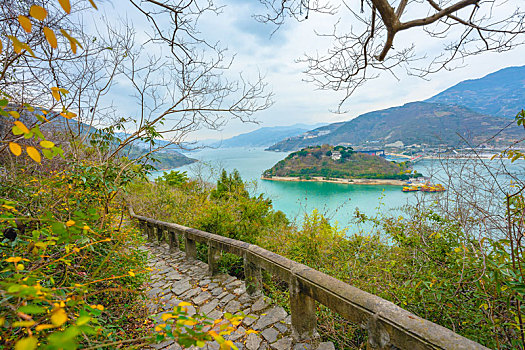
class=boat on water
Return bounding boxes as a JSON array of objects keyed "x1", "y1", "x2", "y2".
[
  {"x1": 402, "y1": 185, "x2": 419, "y2": 192},
  {"x1": 402, "y1": 182, "x2": 445, "y2": 192}
]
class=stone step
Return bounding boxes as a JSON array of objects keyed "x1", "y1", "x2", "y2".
[{"x1": 143, "y1": 242, "x2": 334, "y2": 350}]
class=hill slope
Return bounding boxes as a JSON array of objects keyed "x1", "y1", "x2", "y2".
[
  {"x1": 426, "y1": 65, "x2": 525, "y2": 118},
  {"x1": 266, "y1": 102, "x2": 523, "y2": 152},
  {"x1": 263, "y1": 145, "x2": 415, "y2": 179}
]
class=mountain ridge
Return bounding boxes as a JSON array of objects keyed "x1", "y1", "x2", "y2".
[
  {"x1": 266, "y1": 65, "x2": 525, "y2": 152},
  {"x1": 266, "y1": 102, "x2": 523, "y2": 151},
  {"x1": 426, "y1": 65, "x2": 525, "y2": 118}
]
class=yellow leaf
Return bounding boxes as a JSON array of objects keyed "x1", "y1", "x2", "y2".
[
  {"x1": 40, "y1": 140, "x2": 54, "y2": 148},
  {"x1": 43, "y1": 27, "x2": 57, "y2": 48},
  {"x1": 161, "y1": 313, "x2": 172, "y2": 321},
  {"x1": 18, "y1": 16, "x2": 32, "y2": 33},
  {"x1": 0, "y1": 40, "x2": 2, "y2": 55},
  {"x1": 9, "y1": 142, "x2": 22, "y2": 156},
  {"x1": 8, "y1": 35, "x2": 23, "y2": 54},
  {"x1": 14, "y1": 121, "x2": 30, "y2": 134},
  {"x1": 88, "y1": 0, "x2": 98, "y2": 9},
  {"x1": 51, "y1": 87, "x2": 60, "y2": 101},
  {"x1": 6, "y1": 257, "x2": 22, "y2": 263},
  {"x1": 13, "y1": 320, "x2": 35, "y2": 327},
  {"x1": 15, "y1": 337, "x2": 37, "y2": 350},
  {"x1": 60, "y1": 29, "x2": 82, "y2": 54},
  {"x1": 178, "y1": 301, "x2": 192, "y2": 307},
  {"x1": 30, "y1": 5, "x2": 48, "y2": 21},
  {"x1": 220, "y1": 340, "x2": 233, "y2": 350},
  {"x1": 9, "y1": 111, "x2": 20, "y2": 118},
  {"x1": 21, "y1": 42, "x2": 35, "y2": 57},
  {"x1": 454, "y1": 247, "x2": 461, "y2": 253},
  {"x1": 66, "y1": 220, "x2": 75, "y2": 227},
  {"x1": 35, "y1": 324, "x2": 55, "y2": 331},
  {"x1": 60, "y1": 111, "x2": 76, "y2": 119},
  {"x1": 245, "y1": 330, "x2": 258, "y2": 335},
  {"x1": 128, "y1": 270, "x2": 135, "y2": 277},
  {"x1": 96, "y1": 304, "x2": 104, "y2": 311},
  {"x1": 51, "y1": 308, "x2": 67, "y2": 326},
  {"x1": 58, "y1": 0, "x2": 71, "y2": 14},
  {"x1": 26, "y1": 146, "x2": 41, "y2": 163},
  {"x1": 37, "y1": 114, "x2": 49, "y2": 122}
]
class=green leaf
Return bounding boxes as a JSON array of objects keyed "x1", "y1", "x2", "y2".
[
  {"x1": 12, "y1": 125, "x2": 24, "y2": 135},
  {"x1": 42, "y1": 148, "x2": 53, "y2": 160},
  {"x1": 51, "y1": 222, "x2": 67, "y2": 236},
  {"x1": 76, "y1": 316, "x2": 91, "y2": 326},
  {"x1": 18, "y1": 304, "x2": 46, "y2": 314}
]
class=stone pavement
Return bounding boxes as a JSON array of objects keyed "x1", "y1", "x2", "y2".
[{"x1": 141, "y1": 241, "x2": 336, "y2": 350}]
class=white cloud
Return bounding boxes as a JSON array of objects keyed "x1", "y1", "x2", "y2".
[{"x1": 93, "y1": 0, "x2": 525, "y2": 140}]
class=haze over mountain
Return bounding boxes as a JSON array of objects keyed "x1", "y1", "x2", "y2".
[
  {"x1": 209, "y1": 123, "x2": 327, "y2": 148},
  {"x1": 267, "y1": 66, "x2": 525, "y2": 152}
]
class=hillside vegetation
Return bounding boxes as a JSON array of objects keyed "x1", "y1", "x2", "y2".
[
  {"x1": 426, "y1": 65, "x2": 525, "y2": 118},
  {"x1": 263, "y1": 145, "x2": 416, "y2": 179},
  {"x1": 267, "y1": 102, "x2": 523, "y2": 151},
  {"x1": 126, "y1": 167, "x2": 525, "y2": 349}
]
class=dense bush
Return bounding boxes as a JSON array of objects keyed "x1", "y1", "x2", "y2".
[
  {"x1": 127, "y1": 167, "x2": 525, "y2": 349},
  {"x1": 0, "y1": 162, "x2": 150, "y2": 349}
]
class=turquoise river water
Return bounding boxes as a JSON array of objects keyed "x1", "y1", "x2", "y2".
[{"x1": 151, "y1": 147, "x2": 444, "y2": 232}]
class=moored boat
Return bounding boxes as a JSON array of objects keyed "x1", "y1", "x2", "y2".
[{"x1": 402, "y1": 182, "x2": 446, "y2": 192}]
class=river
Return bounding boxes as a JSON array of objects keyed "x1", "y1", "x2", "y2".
[
  {"x1": 150, "y1": 147, "x2": 525, "y2": 236},
  {"x1": 151, "y1": 147, "x2": 446, "y2": 231}
]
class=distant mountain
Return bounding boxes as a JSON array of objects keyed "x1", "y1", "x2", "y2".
[
  {"x1": 209, "y1": 123, "x2": 327, "y2": 148},
  {"x1": 426, "y1": 65, "x2": 525, "y2": 118},
  {"x1": 267, "y1": 65, "x2": 525, "y2": 152},
  {"x1": 266, "y1": 102, "x2": 523, "y2": 151},
  {"x1": 114, "y1": 123, "x2": 328, "y2": 153},
  {"x1": 1, "y1": 111, "x2": 196, "y2": 169}
]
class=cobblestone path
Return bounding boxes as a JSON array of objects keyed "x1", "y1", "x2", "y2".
[{"x1": 141, "y1": 241, "x2": 335, "y2": 350}]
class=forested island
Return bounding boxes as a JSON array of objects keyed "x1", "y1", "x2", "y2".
[{"x1": 262, "y1": 145, "x2": 421, "y2": 184}]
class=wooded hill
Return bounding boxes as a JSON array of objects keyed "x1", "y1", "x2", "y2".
[
  {"x1": 426, "y1": 65, "x2": 525, "y2": 118},
  {"x1": 267, "y1": 65, "x2": 525, "y2": 152},
  {"x1": 266, "y1": 102, "x2": 523, "y2": 151},
  {"x1": 263, "y1": 145, "x2": 417, "y2": 179}
]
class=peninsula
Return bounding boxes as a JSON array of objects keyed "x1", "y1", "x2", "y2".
[{"x1": 262, "y1": 145, "x2": 421, "y2": 185}]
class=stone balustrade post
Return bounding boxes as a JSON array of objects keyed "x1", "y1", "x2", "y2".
[
  {"x1": 168, "y1": 229, "x2": 179, "y2": 252},
  {"x1": 185, "y1": 235, "x2": 197, "y2": 261},
  {"x1": 140, "y1": 221, "x2": 146, "y2": 237},
  {"x1": 289, "y1": 275, "x2": 318, "y2": 341},
  {"x1": 244, "y1": 256, "x2": 263, "y2": 296},
  {"x1": 156, "y1": 225, "x2": 164, "y2": 243},
  {"x1": 146, "y1": 222, "x2": 154, "y2": 241},
  {"x1": 152, "y1": 225, "x2": 159, "y2": 243},
  {"x1": 208, "y1": 243, "x2": 221, "y2": 276},
  {"x1": 366, "y1": 315, "x2": 391, "y2": 349}
]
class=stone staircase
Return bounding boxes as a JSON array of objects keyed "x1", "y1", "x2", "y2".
[{"x1": 141, "y1": 241, "x2": 335, "y2": 350}]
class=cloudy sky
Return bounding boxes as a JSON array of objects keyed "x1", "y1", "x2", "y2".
[{"x1": 93, "y1": 0, "x2": 525, "y2": 141}]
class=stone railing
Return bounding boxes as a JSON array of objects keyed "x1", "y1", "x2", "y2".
[{"x1": 130, "y1": 208, "x2": 489, "y2": 350}]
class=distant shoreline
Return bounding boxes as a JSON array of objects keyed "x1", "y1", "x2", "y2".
[{"x1": 260, "y1": 176, "x2": 407, "y2": 186}]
